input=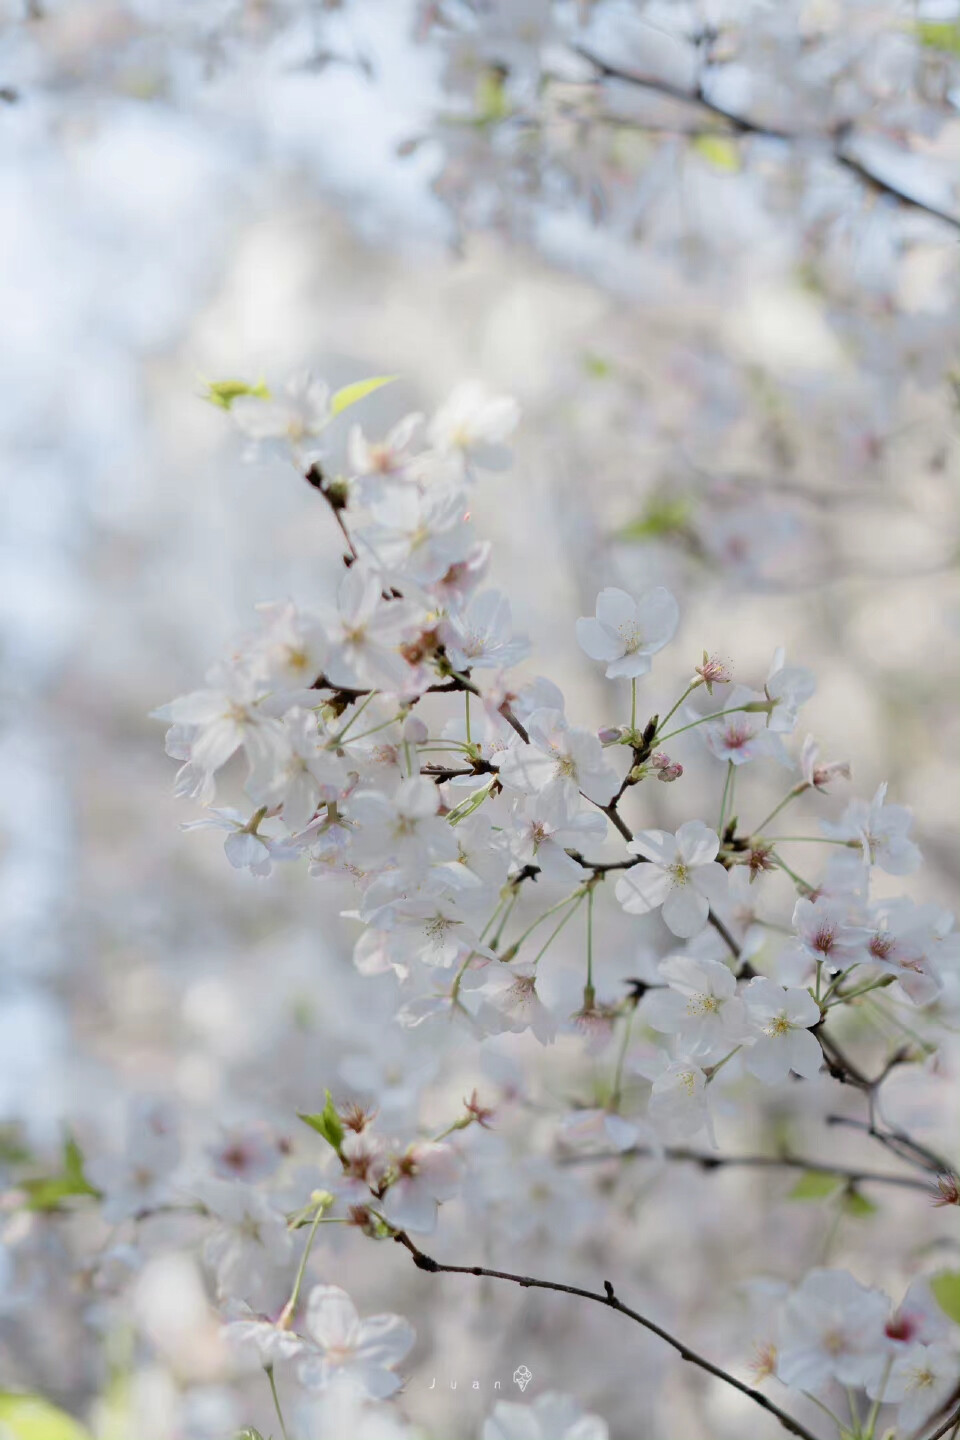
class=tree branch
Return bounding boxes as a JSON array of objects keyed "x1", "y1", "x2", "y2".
[
  {"x1": 392, "y1": 1229, "x2": 822, "y2": 1440},
  {"x1": 573, "y1": 47, "x2": 960, "y2": 232},
  {"x1": 558, "y1": 1142, "x2": 934, "y2": 1193}
]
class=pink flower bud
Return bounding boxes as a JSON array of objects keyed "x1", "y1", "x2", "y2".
[{"x1": 598, "y1": 726, "x2": 624, "y2": 744}]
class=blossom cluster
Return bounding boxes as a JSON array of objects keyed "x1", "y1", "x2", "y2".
[{"x1": 2, "y1": 373, "x2": 955, "y2": 1440}]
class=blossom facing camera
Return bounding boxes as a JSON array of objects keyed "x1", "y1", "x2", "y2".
[{"x1": 576, "y1": 586, "x2": 679, "y2": 680}]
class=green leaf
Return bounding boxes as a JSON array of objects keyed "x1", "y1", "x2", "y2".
[
  {"x1": 234, "y1": 1431, "x2": 266, "y2": 1440},
  {"x1": 915, "y1": 20, "x2": 960, "y2": 56},
  {"x1": 298, "y1": 1091, "x2": 344, "y2": 1154},
  {"x1": 616, "y1": 497, "x2": 693, "y2": 543},
  {"x1": 475, "y1": 68, "x2": 509, "y2": 124},
  {"x1": 329, "y1": 376, "x2": 398, "y2": 417},
  {"x1": 21, "y1": 1133, "x2": 100, "y2": 1212},
  {"x1": 0, "y1": 1394, "x2": 93, "y2": 1440},
  {"x1": 788, "y1": 1171, "x2": 843, "y2": 1200},
  {"x1": 843, "y1": 1189, "x2": 878, "y2": 1218},
  {"x1": 692, "y1": 135, "x2": 741, "y2": 172},
  {"x1": 582, "y1": 352, "x2": 614, "y2": 379},
  {"x1": 203, "y1": 378, "x2": 271, "y2": 410},
  {"x1": 931, "y1": 1270, "x2": 960, "y2": 1326}
]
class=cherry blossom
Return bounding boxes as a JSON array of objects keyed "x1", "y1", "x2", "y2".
[
  {"x1": 641, "y1": 955, "x2": 746, "y2": 1061},
  {"x1": 498, "y1": 708, "x2": 619, "y2": 807},
  {"x1": 380, "y1": 1141, "x2": 461, "y2": 1234},
  {"x1": 575, "y1": 586, "x2": 679, "y2": 680},
  {"x1": 742, "y1": 978, "x2": 822, "y2": 1084},
  {"x1": 777, "y1": 1268, "x2": 893, "y2": 1392},
  {"x1": 822, "y1": 781, "x2": 922, "y2": 875},
  {"x1": 483, "y1": 1392, "x2": 609, "y2": 1440},
  {"x1": 297, "y1": 1284, "x2": 415, "y2": 1400},
  {"x1": 615, "y1": 822, "x2": 729, "y2": 938}
]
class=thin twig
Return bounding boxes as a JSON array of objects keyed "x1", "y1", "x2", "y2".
[
  {"x1": 558, "y1": 1143, "x2": 933, "y2": 1193},
  {"x1": 392, "y1": 1230, "x2": 822, "y2": 1440}
]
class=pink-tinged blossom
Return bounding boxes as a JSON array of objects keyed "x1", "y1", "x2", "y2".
[
  {"x1": 778, "y1": 895, "x2": 870, "y2": 984},
  {"x1": 439, "y1": 589, "x2": 529, "y2": 672},
  {"x1": 576, "y1": 586, "x2": 679, "y2": 680},
  {"x1": 207, "y1": 1123, "x2": 284, "y2": 1185},
  {"x1": 482, "y1": 1392, "x2": 609, "y2": 1440},
  {"x1": 155, "y1": 665, "x2": 280, "y2": 792},
  {"x1": 695, "y1": 685, "x2": 790, "y2": 767},
  {"x1": 862, "y1": 899, "x2": 949, "y2": 1005},
  {"x1": 508, "y1": 790, "x2": 607, "y2": 882},
  {"x1": 381, "y1": 1141, "x2": 461, "y2": 1233},
  {"x1": 615, "y1": 822, "x2": 729, "y2": 938},
  {"x1": 800, "y1": 734, "x2": 850, "y2": 791},
  {"x1": 86, "y1": 1100, "x2": 181, "y2": 1223},
  {"x1": 498, "y1": 708, "x2": 619, "y2": 807},
  {"x1": 742, "y1": 978, "x2": 822, "y2": 1083},
  {"x1": 474, "y1": 962, "x2": 558, "y2": 1045},
  {"x1": 778, "y1": 1269, "x2": 891, "y2": 1392},
  {"x1": 297, "y1": 1284, "x2": 415, "y2": 1399},
  {"x1": 641, "y1": 954, "x2": 746, "y2": 1061},
  {"x1": 821, "y1": 781, "x2": 921, "y2": 875}
]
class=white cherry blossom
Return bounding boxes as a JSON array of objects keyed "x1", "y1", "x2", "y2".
[
  {"x1": 483, "y1": 1392, "x2": 609, "y2": 1440},
  {"x1": 777, "y1": 1268, "x2": 892, "y2": 1392},
  {"x1": 576, "y1": 586, "x2": 679, "y2": 680},
  {"x1": 498, "y1": 708, "x2": 619, "y2": 807},
  {"x1": 428, "y1": 381, "x2": 519, "y2": 471},
  {"x1": 641, "y1": 954, "x2": 745, "y2": 1060},
  {"x1": 438, "y1": 589, "x2": 529, "y2": 672},
  {"x1": 381, "y1": 1140, "x2": 461, "y2": 1233},
  {"x1": 742, "y1": 978, "x2": 822, "y2": 1084},
  {"x1": 821, "y1": 781, "x2": 921, "y2": 875},
  {"x1": 297, "y1": 1284, "x2": 415, "y2": 1399},
  {"x1": 615, "y1": 822, "x2": 729, "y2": 938}
]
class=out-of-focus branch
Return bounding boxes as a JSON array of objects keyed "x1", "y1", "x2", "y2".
[
  {"x1": 558, "y1": 1141, "x2": 934, "y2": 1193},
  {"x1": 573, "y1": 47, "x2": 960, "y2": 232}
]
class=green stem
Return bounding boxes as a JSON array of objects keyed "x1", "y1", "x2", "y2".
[
  {"x1": 330, "y1": 691, "x2": 375, "y2": 745},
  {"x1": 655, "y1": 682, "x2": 696, "y2": 735},
  {"x1": 610, "y1": 1007, "x2": 636, "y2": 1110},
  {"x1": 752, "y1": 784, "x2": 808, "y2": 836},
  {"x1": 490, "y1": 890, "x2": 519, "y2": 950},
  {"x1": 585, "y1": 887, "x2": 595, "y2": 1004},
  {"x1": 717, "y1": 761, "x2": 735, "y2": 835},
  {"x1": 531, "y1": 892, "x2": 586, "y2": 967},
  {"x1": 283, "y1": 1200, "x2": 327, "y2": 1322},
  {"x1": 265, "y1": 1365, "x2": 289, "y2": 1440},
  {"x1": 506, "y1": 889, "x2": 586, "y2": 953},
  {"x1": 465, "y1": 688, "x2": 472, "y2": 746},
  {"x1": 657, "y1": 705, "x2": 751, "y2": 745},
  {"x1": 772, "y1": 855, "x2": 813, "y2": 892}
]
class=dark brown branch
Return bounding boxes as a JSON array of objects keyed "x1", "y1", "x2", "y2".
[{"x1": 391, "y1": 1230, "x2": 822, "y2": 1440}]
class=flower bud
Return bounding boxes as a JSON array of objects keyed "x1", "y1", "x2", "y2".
[
  {"x1": 598, "y1": 726, "x2": 624, "y2": 745},
  {"x1": 403, "y1": 715, "x2": 429, "y2": 744}
]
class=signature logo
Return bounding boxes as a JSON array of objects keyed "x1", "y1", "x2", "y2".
[{"x1": 513, "y1": 1365, "x2": 533, "y2": 1393}]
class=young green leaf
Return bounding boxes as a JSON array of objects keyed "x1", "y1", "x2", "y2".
[
  {"x1": 329, "y1": 376, "x2": 398, "y2": 417},
  {"x1": 842, "y1": 1189, "x2": 878, "y2": 1218},
  {"x1": 787, "y1": 1171, "x2": 843, "y2": 1200},
  {"x1": 931, "y1": 1270, "x2": 960, "y2": 1326},
  {"x1": 0, "y1": 1394, "x2": 93, "y2": 1440},
  {"x1": 298, "y1": 1091, "x2": 345, "y2": 1153},
  {"x1": 203, "y1": 378, "x2": 271, "y2": 410},
  {"x1": 21, "y1": 1133, "x2": 100, "y2": 1211}
]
